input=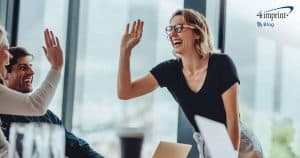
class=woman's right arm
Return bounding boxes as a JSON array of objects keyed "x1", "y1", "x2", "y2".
[
  {"x1": 0, "y1": 29, "x2": 63, "y2": 116},
  {"x1": 0, "y1": 68, "x2": 60, "y2": 115},
  {"x1": 117, "y1": 20, "x2": 158, "y2": 100}
]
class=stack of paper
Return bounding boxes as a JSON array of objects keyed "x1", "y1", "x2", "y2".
[{"x1": 194, "y1": 115, "x2": 238, "y2": 158}]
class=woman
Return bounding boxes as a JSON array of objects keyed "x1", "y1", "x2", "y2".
[
  {"x1": 0, "y1": 26, "x2": 63, "y2": 157},
  {"x1": 117, "y1": 9, "x2": 263, "y2": 158},
  {"x1": 0, "y1": 26, "x2": 10, "y2": 85},
  {"x1": 0, "y1": 26, "x2": 63, "y2": 115}
]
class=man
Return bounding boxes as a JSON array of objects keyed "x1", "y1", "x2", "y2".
[{"x1": 0, "y1": 47, "x2": 104, "y2": 158}]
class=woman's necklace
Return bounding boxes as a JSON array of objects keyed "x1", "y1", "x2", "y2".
[{"x1": 184, "y1": 67, "x2": 207, "y2": 81}]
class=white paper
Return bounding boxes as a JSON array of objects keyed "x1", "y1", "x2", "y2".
[{"x1": 194, "y1": 115, "x2": 238, "y2": 158}]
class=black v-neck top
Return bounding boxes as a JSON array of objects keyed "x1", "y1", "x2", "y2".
[{"x1": 150, "y1": 53, "x2": 240, "y2": 131}]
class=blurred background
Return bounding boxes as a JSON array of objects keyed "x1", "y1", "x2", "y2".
[{"x1": 0, "y1": 0, "x2": 299, "y2": 157}]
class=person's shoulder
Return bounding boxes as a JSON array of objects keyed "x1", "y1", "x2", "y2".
[
  {"x1": 0, "y1": 113, "x2": 15, "y2": 121},
  {"x1": 46, "y1": 110, "x2": 59, "y2": 117},
  {"x1": 152, "y1": 58, "x2": 180, "y2": 70},
  {"x1": 45, "y1": 110, "x2": 60, "y2": 120},
  {"x1": 0, "y1": 113, "x2": 17, "y2": 126},
  {"x1": 210, "y1": 53, "x2": 234, "y2": 65},
  {"x1": 159, "y1": 58, "x2": 180, "y2": 66},
  {"x1": 211, "y1": 52, "x2": 231, "y2": 60}
]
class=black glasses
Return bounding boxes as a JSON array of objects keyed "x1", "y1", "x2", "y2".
[{"x1": 165, "y1": 24, "x2": 195, "y2": 35}]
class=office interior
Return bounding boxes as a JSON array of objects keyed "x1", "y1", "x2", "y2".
[{"x1": 0, "y1": 0, "x2": 299, "y2": 157}]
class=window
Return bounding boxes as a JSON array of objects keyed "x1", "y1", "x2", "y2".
[
  {"x1": 0, "y1": 0, "x2": 7, "y2": 26},
  {"x1": 17, "y1": 0, "x2": 68, "y2": 117},
  {"x1": 226, "y1": 1, "x2": 300, "y2": 157},
  {"x1": 73, "y1": 0, "x2": 183, "y2": 157}
]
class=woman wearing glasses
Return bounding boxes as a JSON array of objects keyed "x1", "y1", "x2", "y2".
[{"x1": 118, "y1": 9, "x2": 262, "y2": 158}]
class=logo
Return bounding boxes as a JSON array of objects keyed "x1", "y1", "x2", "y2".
[{"x1": 256, "y1": 6, "x2": 294, "y2": 28}]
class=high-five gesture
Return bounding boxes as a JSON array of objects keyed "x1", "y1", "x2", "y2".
[
  {"x1": 118, "y1": 19, "x2": 158, "y2": 100},
  {"x1": 43, "y1": 29, "x2": 64, "y2": 71},
  {"x1": 121, "y1": 19, "x2": 144, "y2": 52}
]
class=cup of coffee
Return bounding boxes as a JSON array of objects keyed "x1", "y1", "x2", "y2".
[{"x1": 117, "y1": 127, "x2": 144, "y2": 158}]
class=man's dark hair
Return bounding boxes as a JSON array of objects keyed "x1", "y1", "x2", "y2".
[{"x1": 6, "y1": 47, "x2": 33, "y2": 73}]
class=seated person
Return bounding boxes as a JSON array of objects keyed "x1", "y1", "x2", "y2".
[
  {"x1": 0, "y1": 27, "x2": 62, "y2": 158},
  {"x1": 0, "y1": 47, "x2": 104, "y2": 158}
]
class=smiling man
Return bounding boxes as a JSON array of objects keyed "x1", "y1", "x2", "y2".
[
  {"x1": 5, "y1": 47, "x2": 34, "y2": 93},
  {"x1": 0, "y1": 47, "x2": 104, "y2": 158}
]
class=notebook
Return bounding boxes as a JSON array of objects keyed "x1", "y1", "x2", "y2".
[
  {"x1": 194, "y1": 115, "x2": 238, "y2": 158},
  {"x1": 152, "y1": 141, "x2": 192, "y2": 158}
]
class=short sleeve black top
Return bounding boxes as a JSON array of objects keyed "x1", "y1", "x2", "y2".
[{"x1": 150, "y1": 53, "x2": 240, "y2": 131}]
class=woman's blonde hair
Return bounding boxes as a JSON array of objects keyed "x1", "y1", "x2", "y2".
[
  {"x1": 0, "y1": 25, "x2": 9, "y2": 49},
  {"x1": 170, "y1": 9, "x2": 214, "y2": 58}
]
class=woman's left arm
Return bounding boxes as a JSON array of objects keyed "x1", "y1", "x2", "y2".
[{"x1": 222, "y1": 82, "x2": 240, "y2": 150}]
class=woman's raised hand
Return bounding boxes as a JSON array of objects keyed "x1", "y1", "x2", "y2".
[
  {"x1": 121, "y1": 19, "x2": 144, "y2": 52},
  {"x1": 42, "y1": 29, "x2": 64, "y2": 71}
]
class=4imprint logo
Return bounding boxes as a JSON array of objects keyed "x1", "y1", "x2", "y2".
[{"x1": 256, "y1": 6, "x2": 294, "y2": 28}]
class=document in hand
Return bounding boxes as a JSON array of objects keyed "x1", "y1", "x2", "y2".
[
  {"x1": 194, "y1": 115, "x2": 238, "y2": 158},
  {"x1": 152, "y1": 141, "x2": 192, "y2": 158}
]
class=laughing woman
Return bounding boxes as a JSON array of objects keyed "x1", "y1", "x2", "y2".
[
  {"x1": 0, "y1": 26, "x2": 63, "y2": 157},
  {"x1": 117, "y1": 9, "x2": 263, "y2": 158},
  {"x1": 0, "y1": 26, "x2": 63, "y2": 115}
]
